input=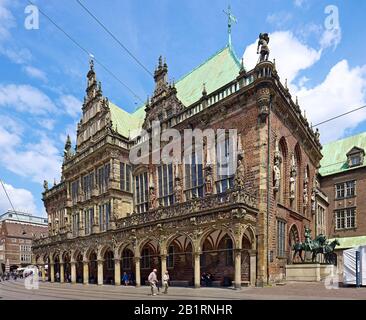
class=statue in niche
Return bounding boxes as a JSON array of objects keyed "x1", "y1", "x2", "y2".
[
  {"x1": 43, "y1": 180, "x2": 48, "y2": 192},
  {"x1": 290, "y1": 153, "x2": 296, "y2": 200},
  {"x1": 174, "y1": 177, "x2": 183, "y2": 203},
  {"x1": 273, "y1": 137, "x2": 282, "y2": 192},
  {"x1": 204, "y1": 165, "x2": 213, "y2": 194},
  {"x1": 303, "y1": 168, "x2": 309, "y2": 207},
  {"x1": 234, "y1": 156, "x2": 245, "y2": 188},
  {"x1": 149, "y1": 186, "x2": 156, "y2": 210}
]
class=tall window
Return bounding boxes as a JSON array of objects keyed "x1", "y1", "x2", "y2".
[
  {"x1": 106, "y1": 251, "x2": 114, "y2": 270},
  {"x1": 277, "y1": 220, "x2": 286, "y2": 257},
  {"x1": 84, "y1": 208, "x2": 93, "y2": 235},
  {"x1": 216, "y1": 135, "x2": 234, "y2": 193},
  {"x1": 83, "y1": 173, "x2": 94, "y2": 200},
  {"x1": 335, "y1": 181, "x2": 355, "y2": 199},
  {"x1": 99, "y1": 202, "x2": 110, "y2": 232},
  {"x1": 141, "y1": 248, "x2": 150, "y2": 269},
  {"x1": 167, "y1": 245, "x2": 174, "y2": 268},
  {"x1": 98, "y1": 163, "x2": 110, "y2": 194},
  {"x1": 71, "y1": 180, "x2": 79, "y2": 204},
  {"x1": 122, "y1": 250, "x2": 133, "y2": 269},
  {"x1": 72, "y1": 212, "x2": 79, "y2": 237},
  {"x1": 120, "y1": 162, "x2": 131, "y2": 192},
  {"x1": 135, "y1": 172, "x2": 148, "y2": 213},
  {"x1": 317, "y1": 204, "x2": 326, "y2": 235},
  {"x1": 225, "y1": 238, "x2": 233, "y2": 266},
  {"x1": 158, "y1": 164, "x2": 174, "y2": 206},
  {"x1": 336, "y1": 208, "x2": 356, "y2": 229},
  {"x1": 184, "y1": 148, "x2": 204, "y2": 200}
]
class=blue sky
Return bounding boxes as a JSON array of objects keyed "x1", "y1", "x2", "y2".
[{"x1": 0, "y1": 0, "x2": 365, "y2": 216}]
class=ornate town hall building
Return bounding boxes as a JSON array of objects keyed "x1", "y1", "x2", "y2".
[{"x1": 32, "y1": 40, "x2": 323, "y2": 287}]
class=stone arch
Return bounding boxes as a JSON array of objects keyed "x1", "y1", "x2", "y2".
[
  {"x1": 165, "y1": 233, "x2": 195, "y2": 285},
  {"x1": 62, "y1": 251, "x2": 71, "y2": 282},
  {"x1": 279, "y1": 136, "x2": 288, "y2": 204},
  {"x1": 86, "y1": 247, "x2": 98, "y2": 284},
  {"x1": 294, "y1": 143, "x2": 302, "y2": 212},
  {"x1": 199, "y1": 227, "x2": 236, "y2": 251},
  {"x1": 139, "y1": 238, "x2": 160, "y2": 285},
  {"x1": 52, "y1": 252, "x2": 61, "y2": 282},
  {"x1": 242, "y1": 225, "x2": 256, "y2": 250},
  {"x1": 288, "y1": 223, "x2": 300, "y2": 263},
  {"x1": 73, "y1": 249, "x2": 84, "y2": 283},
  {"x1": 199, "y1": 227, "x2": 237, "y2": 286},
  {"x1": 120, "y1": 243, "x2": 135, "y2": 285},
  {"x1": 116, "y1": 241, "x2": 134, "y2": 260}
]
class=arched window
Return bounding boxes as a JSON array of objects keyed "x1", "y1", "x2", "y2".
[
  {"x1": 278, "y1": 138, "x2": 288, "y2": 204},
  {"x1": 295, "y1": 144, "x2": 302, "y2": 212}
]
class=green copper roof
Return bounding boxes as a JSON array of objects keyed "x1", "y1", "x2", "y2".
[
  {"x1": 109, "y1": 101, "x2": 144, "y2": 138},
  {"x1": 328, "y1": 236, "x2": 366, "y2": 250},
  {"x1": 111, "y1": 46, "x2": 241, "y2": 138},
  {"x1": 319, "y1": 131, "x2": 366, "y2": 177}
]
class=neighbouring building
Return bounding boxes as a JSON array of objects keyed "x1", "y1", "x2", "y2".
[
  {"x1": 0, "y1": 210, "x2": 48, "y2": 273},
  {"x1": 319, "y1": 131, "x2": 366, "y2": 268},
  {"x1": 32, "y1": 38, "x2": 323, "y2": 287}
]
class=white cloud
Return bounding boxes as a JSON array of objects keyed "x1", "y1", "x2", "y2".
[
  {"x1": 266, "y1": 12, "x2": 292, "y2": 28},
  {"x1": 58, "y1": 94, "x2": 82, "y2": 118},
  {"x1": 23, "y1": 65, "x2": 48, "y2": 82},
  {"x1": 297, "y1": 60, "x2": 366, "y2": 143},
  {"x1": 0, "y1": 0, "x2": 15, "y2": 41},
  {"x1": 37, "y1": 118, "x2": 56, "y2": 130},
  {"x1": 294, "y1": 0, "x2": 307, "y2": 8},
  {"x1": 242, "y1": 31, "x2": 366, "y2": 143},
  {"x1": 243, "y1": 31, "x2": 321, "y2": 84},
  {"x1": 320, "y1": 27, "x2": 341, "y2": 51},
  {"x1": 0, "y1": 84, "x2": 57, "y2": 115},
  {"x1": 0, "y1": 124, "x2": 62, "y2": 185},
  {"x1": 0, "y1": 181, "x2": 37, "y2": 214}
]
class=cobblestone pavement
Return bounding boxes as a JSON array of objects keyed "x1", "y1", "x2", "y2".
[{"x1": 0, "y1": 280, "x2": 366, "y2": 300}]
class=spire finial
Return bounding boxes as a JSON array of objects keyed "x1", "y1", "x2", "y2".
[
  {"x1": 158, "y1": 55, "x2": 163, "y2": 68},
  {"x1": 202, "y1": 82, "x2": 207, "y2": 96},
  {"x1": 223, "y1": 4, "x2": 237, "y2": 48},
  {"x1": 89, "y1": 53, "x2": 94, "y2": 70}
]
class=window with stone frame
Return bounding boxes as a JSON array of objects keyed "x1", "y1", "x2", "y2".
[
  {"x1": 141, "y1": 248, "x2": 150, "y2": 269},
  {"x1": 71, "y1": 180, "x2": 79, "y2": 204},
  {"x1": 83, "y1": 173, "x2": 94, "y2": 200},
  {"x1": 99, "y1": 202, "x2": 110, "y2": 232},
  {"x1": 157, "y1": 164, "x2": 174, "y2": 207},
  {"x1": 84, "y1": 208, "x2": 94, "y2": 235},
  {"x1": 277, "y1": 220, "x2": 286, "y2": 257},
  {"x1": 72, "y1": 212, "x2": 79, "y2": 237},
  {"x1": 335, "y1": 180, "x2": 356, "y2": 199},
  {"x1": 167, "y1": 245, "x2": 174, "y2": 268},
  {"x1": 120, "y1": 162, "x2": 132, "y2": 192},
  {"x1": 135, "y1": 171, "x2": 148, "y2": 213},
  {"x1": 122, "y1": 250, "x2": 133, "y2": 269},
  {"x1": 184, "y1": 147, "x2": 204, "y2": 200},
  {"x1": 105, "y1": 251, "x2": 114, "y2": 270},
  {"x1": 98, "y1": 163, "x2": 110, "y2": 194},
  {"x1": 335, "y1": 208, "x2": 356, "y2": 230},
  {"x1": 225, "y1": 237, "x2": 234, "y2": 266},
  {"x1": 346, "y1": 147, "x2": 365, "y2": 168},
  {"x1": 216, "y1": 134, "x2": 235, "y2": 193}
]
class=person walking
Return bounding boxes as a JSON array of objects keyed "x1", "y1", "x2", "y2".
[
  {"x1": 162, "y1": 271, "x2": 170, "y2": 294},
  {"x1": 122, "y1": 272, "x2": 129, "y2": 286},
  {"x1": 148, "y1": 269, "x2": 158, "y2": 296}
]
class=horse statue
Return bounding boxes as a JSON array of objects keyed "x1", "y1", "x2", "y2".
[
  {"x1": 292, "y1": 234, "x2": 327, "y2": 263},
  {"x1": 323, "y1": 239, "x2": 340, "y2": 264}
]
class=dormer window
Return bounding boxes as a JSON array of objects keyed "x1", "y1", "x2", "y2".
[{"x1": 346, "y1": 146, "x2": 365, "y2": 168}]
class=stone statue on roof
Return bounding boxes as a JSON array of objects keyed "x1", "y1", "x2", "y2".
[{"x1": 257, "y1": 33, "x2": 270, "y2": 62}]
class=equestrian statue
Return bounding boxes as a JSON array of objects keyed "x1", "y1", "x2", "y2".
[{"x1": 292, "y1": 227, "x2": 339, "y2": 264}]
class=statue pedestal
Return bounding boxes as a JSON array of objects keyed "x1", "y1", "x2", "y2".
[{"x1": 286, "y1": 263, "x2": 334, "y2": 282}]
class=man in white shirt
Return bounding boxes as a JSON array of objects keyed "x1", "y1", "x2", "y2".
[
  {"x1": 163, "y1": 271, "x2": 170, "y2": 294},
  {"x1": 148, "y1": 268, "x2": 158, "y2": 296}
]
